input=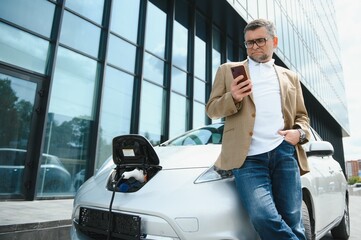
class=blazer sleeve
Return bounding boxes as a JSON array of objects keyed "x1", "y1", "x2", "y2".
[
  {"x1": 206, "y1": 64, "x2": 242, "y2": 119},
  {"x1": 292, "y1": 74, "x2": 311, "y2": 143}
]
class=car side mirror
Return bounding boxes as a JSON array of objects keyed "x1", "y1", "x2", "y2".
[{"x1": 307, "y1": 141, "x2": 334, "y2": 157}]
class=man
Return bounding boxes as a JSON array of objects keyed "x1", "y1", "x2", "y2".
[{"x1": 206, "y1": 19, "x2": 310, "y2": 240}]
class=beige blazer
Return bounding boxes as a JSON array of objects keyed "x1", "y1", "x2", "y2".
[{"x1": 206, "y1": 60, "x2": 311, "y2": 175}]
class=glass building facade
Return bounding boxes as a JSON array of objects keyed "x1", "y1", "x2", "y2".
[{"x1": 0, "y1": 0, "x2": 348, "y2": 200}]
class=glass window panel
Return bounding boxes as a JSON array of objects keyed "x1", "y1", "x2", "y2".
[
  {"x1": 0, "y1": 72, "x2": 38, "y2": 196},
  {"x1": 145, "y1": 2, "x2": 166, "y2": 58},
  {"x1": 95, "y1": 66, "x2": 134, "y2": 170},
  {"x1": 40, "y1": 48, "x2": 99, "y2": 197},
  {"x1": 139, "y1": 81, "x2": 164, "y2": 145},
  {"x1": 49, "y1": 47, "x2": 99, "y2": 119},
  {"x1": 173, "y1": 0, "x2": 189, "y2": 70},
  {"x1": 289, "y1": 29, "x2": 296, "y2": 68},
  {"x1": 0, "y1": 149, "x2": 26, "y2": 196},
  {"x1": 248, "y1": 0, "x2": 258, "y2": 19},
  {"x1": 37, "y1": 145, "x2": 75, "y2": 197},
  {"x1": 193, "y1": 101, "x2": 205, "y2": 129},
  {"x1": 234, "y1": 0, "x2": 247, "y2": 19},
  {"x1": 282, "y1": 13, "x2": 290, "y2": 60},
  {"x1": 194, "y1": 14, "x2": 206, "y2": 79},
  {"x1": 172, "y1": 21, "x2": 188, "y2": 70},
  {"x1": 107, "y1": 34, "x2": 136, "y2": 73},
  {"x1": 194, "y1": 78, "x2": 205, "y2": 102},
  {"x1": 212, "y1": 50, "x2": 221, "y2": 84},
  {"x1": 227, "y1": 37, "x2": 234, "y2": 62},
  {"x1": 0, "y1": 73, "x2": 37, "y2": 150},
  {"x1": 267, "y1": 0, "x2": 275, "y2": 22},
  {"x1": 143, "y1": 52, "x2": 164, "y2": 86},
  {"x1": 65, "y1": 0, "x2": 104, "y2": 24},
  {"x1": 0, "y1": 0, "x2": 54, "y2": 37},
  {"x1": 110, "y1": 0, "x2": 140, "y2": 42},
  {"x1": 171, "y1": 67, "x2": 187, "y2": 95},
  {"x1": 169, "y1": 93, "x2": 187, "y2": 138},
  {"x1": 258, "y1": 0, "x2": 268, "y2": 19},
  {"x1": 60, "y1": 11, "x2": 101, "y2": 58},
  {"x1": 194, "y1": 37, "x2": 206, "y2": 79},
  {"x1": 40, "y1": 111, "x2": 90, "y2": 197},
  {"x1": 274, "y1": 4, "x2": 283, "y2": 54},
  {"x1": 212, "y1": 28, "x2": 221, "y2": 83},
  {"x1": 0, "y1": 22, "x2": 49, "y2": 74}
]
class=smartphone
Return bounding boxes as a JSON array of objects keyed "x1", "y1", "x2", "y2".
[{"x1": 231, "y1": 65, "x2": 248, "y2": 82}]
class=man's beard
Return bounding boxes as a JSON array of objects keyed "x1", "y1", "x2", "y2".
[{"x1": 250, "y1": 53, "x2": 270, "y2": 63}]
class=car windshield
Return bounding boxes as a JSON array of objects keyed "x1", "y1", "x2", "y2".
[{"x1": 161, "y1": 123, "x2": 224, "y2": 146}]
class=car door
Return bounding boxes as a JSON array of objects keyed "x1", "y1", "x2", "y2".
[
  {"x1": 326, "y1": 155, "x2": 346, "y2": 219},
  {"x1": 308, "y1": 129, "x2": 342, "y2": 232},
  {"x1": 307, "y1": 154, "x2": 334, "y2": 231}
]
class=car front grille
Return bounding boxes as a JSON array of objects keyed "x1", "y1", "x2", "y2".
[{"x1": 77, "y1": 207, "x2": 142, "y2": 240}]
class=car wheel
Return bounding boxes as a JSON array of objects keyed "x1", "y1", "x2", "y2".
[
  {"x1": 302, "y1": 200, "x2": 315, "y2": 240},
  {"x1": 331, "y1": 197, "x2": 350, "y2": 239}
]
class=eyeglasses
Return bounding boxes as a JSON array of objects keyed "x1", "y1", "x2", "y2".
[{"x1": 244, "y1": 38, "x2": 269, "y2": 49}]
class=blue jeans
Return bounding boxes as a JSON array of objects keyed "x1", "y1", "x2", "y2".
[{"x1": 232, "y1": 140, "x2": 306, "y2": 240}]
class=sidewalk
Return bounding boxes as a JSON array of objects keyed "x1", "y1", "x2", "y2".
[
  {"x1": 0, "y1": 195, "x2": 360, "y2": 240},
  {"x1": 0, "y1": 199, "x2": 73, "y2": 240}
]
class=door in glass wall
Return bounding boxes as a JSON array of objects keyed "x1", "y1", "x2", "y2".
[{"x1": 0, "y1": 70, "x2": 40, "y2": 199}]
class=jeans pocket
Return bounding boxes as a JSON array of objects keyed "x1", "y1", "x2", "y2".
[{"x1": 282, "y1": 140, "x2": 296, "y2": 154}]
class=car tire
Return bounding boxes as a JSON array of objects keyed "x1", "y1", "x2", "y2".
[
  {"x1": 302, "y1": 200, "x2": 314, "y2": 240},
  {"x1": 331, "y1": 197, "x2": 350, "y2": 240}
]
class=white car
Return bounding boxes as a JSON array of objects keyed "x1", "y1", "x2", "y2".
[{"x1": 70, "y1": 123, "x2": 350, "y2": 240}]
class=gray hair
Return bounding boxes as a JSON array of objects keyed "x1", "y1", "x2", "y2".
[{"x1": 244, "y1": 19, "x2": 276, "y2": 37}]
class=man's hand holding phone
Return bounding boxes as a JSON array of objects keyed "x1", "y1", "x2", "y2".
[{"x1": 230, "y1": 65, "x2": 252, "y2": 103}]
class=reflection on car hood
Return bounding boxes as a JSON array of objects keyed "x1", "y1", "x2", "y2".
[
  {"x1": 95, "y1": 145, "x2": 222, "y2": 177},
  {"x1": 154, "y1": 145, "x2": 221, "y2": 169}
]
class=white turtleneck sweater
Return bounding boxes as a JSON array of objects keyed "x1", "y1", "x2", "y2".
[{"x1": 247, "y1": 57, "x2": 285, "y2": 156}]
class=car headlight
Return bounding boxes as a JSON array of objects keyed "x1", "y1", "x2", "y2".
[{"x1": 194, "y1": 166, "x2": 233, "y2": 184}]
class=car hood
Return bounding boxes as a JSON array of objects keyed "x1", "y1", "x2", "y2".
[{"x1": 154, "y1": 144, "x2": 221, "y2": 169}]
